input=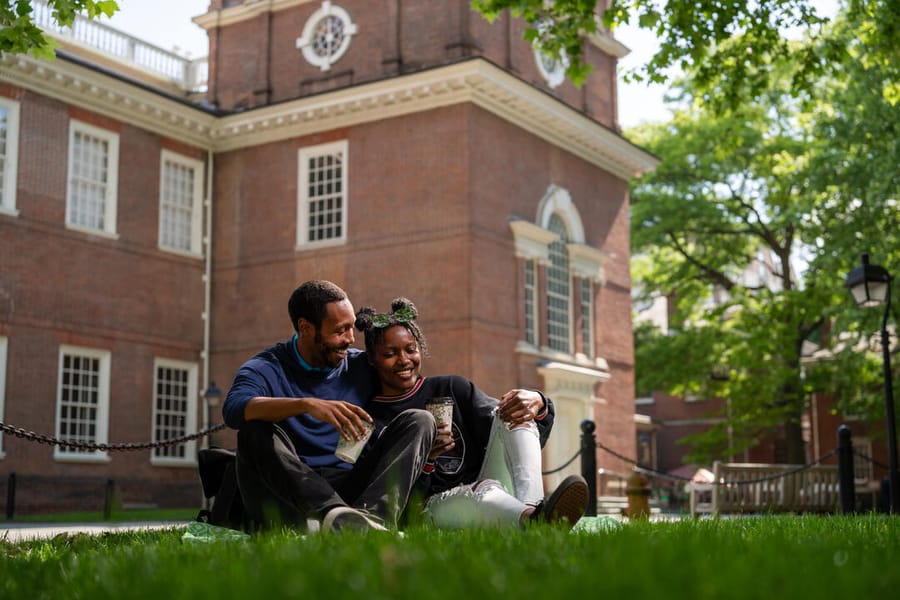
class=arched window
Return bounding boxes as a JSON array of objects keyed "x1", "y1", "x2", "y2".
[{"x1": 546, "y1": 214, "x2": 570, "y2": 352}]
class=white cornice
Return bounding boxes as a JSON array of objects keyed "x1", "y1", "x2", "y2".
[
  {"x1": 588, "y1": 29, "x2": 631, "y2": 59},
  {"x1": 0, "y1": 55, "x2": 657, "y2": 178},
  {"x1": 193, "y1": 0, "x2": 315, "y2": 30},
  {"x1": 214, "y1": 60, "x2": 659, "y2": 178},
  {"x1": 0, "y1": 53, "x2": 215, "y2": 149}
]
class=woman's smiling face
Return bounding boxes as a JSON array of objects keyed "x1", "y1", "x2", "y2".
[{"x1": 370, "y1": 324, "x2": 422, "y2": 395}]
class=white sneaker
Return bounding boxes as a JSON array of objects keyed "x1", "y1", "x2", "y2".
[{"x1": 321, "y1": 506, "x2": 388, "y2": 532}]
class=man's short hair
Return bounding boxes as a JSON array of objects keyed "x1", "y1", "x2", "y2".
[{"x1": 288, "y1": 280, "x2": 348, "y2": 332}]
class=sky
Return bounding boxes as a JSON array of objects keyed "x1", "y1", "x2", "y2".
[{"x1": 104, "y1": 0, "x2": 672, "y2": 128}]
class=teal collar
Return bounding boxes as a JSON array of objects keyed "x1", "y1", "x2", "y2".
[{"x1": 292, "y1": 333, "x2": 333, "y2": 374}]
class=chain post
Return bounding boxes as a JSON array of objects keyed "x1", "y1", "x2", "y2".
[
  {"x1": 580, "y1": 419, "x2": 597, "y2": 517},
  {"x1": 837, "y1": 424, "x2": 856, "y2": 514},
  {"x1": 6, "y1": 472, "x2": 16, "y2": 520}
]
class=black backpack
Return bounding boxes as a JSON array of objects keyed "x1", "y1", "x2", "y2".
[{"x1": 196, "y1": 447, "x2": 248, "y2": 531}]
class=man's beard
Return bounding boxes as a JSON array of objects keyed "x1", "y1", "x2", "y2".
[{"x1": 314, "y1": 331, "x2": 349, "y2": 368}]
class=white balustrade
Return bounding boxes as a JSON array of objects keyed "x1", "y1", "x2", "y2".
[{"x1": 31, "y1": 0, "x2": 207, "y2": 92}]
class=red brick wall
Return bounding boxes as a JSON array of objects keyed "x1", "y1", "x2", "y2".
[
  {"x1": 0, "y1": 85, "x2": 206, "y2": 498},
  {"x1": 207, "y1": 0, "x2": 619, "y2": 127}
]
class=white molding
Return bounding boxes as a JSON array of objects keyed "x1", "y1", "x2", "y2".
[
  {"x1": 568, "y1": 242, "x2": 608, "y2": 283},
  {"x1": 536, "y1": 184, "x2": 585, "y2": 242},
  {"x1": 0, "y1": 53, "x2": 216, "y2": 148},
  {"x1": 193, "y1": 0, "x2": 318, "y2": 30},
  {"x1": 0, "y1": 97, "x2": 20, "y2": 215},
  {"x1": 509, "y1": 218, "x2": 558, "y2": 263},
  {"x1": 588, "y1": 29, "x2": 631, "y2": 59},
  {"x1": 1, "y1": 55, "x2": 658, "y2": 179}
]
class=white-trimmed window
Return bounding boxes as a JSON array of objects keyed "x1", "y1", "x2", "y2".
[
  {"x1": 524, "y1": 259, "x2": 538, "y2": 346},
  {"x1": 0, "y1": 97, "x2": 20, "y2": 216},
  {"x1": 297, "y1": 140, "x2": 348, "y2": 247},
  {"x1": 151, "y1": 359, "x2": 198, "y2": 466},
  {"x1": 55, "y1": 345, "x2": 110, "y2": 462},
  {"x1": 546, "y1": 214, "x2": 571, "y2": 353},
  {"x1": 852, "y1": 437, "x2": 873, "y2": 484},
  {"x1": 296, "y1": 1, "x2": 358, "y2": 71},
  {"x1": 532, "y1": 18, "x2": 569, "y2": 88},
  {"x1": 0, "y1": 336, "x2": 7, "y2": 458},
  {"x1": 66, "y1": 120, "x2": 119, "y2": 236},
  {"x1": 580, "y1": 278, "x2": 594, "y2": 358},
  {"x1": 159, "y1": 151, "x2": 204, "y2": 256}
]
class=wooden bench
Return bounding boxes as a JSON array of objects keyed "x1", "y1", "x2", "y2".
[{"x1": 689, "y1": 461, "x2": 840, "y2": 516}]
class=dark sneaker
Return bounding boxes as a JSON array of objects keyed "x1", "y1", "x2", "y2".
[
  {"x1": 530, "y1": 474, "x2": 589, "y2": 529},
  {"x1": 322, "y1": 506, "x2": 388, "y2": 532}
]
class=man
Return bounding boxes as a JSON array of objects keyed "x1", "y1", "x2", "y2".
[{"x1": 223, "y1": 280, "x2": 435, "y2": 532}]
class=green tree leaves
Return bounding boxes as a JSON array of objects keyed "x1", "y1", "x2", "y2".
[{"x1": 0, "y1": 0, "x2": 119, "y2": 60}]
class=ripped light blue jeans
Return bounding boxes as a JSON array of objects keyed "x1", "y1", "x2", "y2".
[{"x1": 422, "y1": 413, "x2": 544, "y2": 528}]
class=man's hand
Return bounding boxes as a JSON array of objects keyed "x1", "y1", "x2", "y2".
[
  {"x1": 495, "y1": 389, "x2": 544, "y2": 426},
  {"x1": 301, "y1": 398, "x2": 373, "y2": 440}
]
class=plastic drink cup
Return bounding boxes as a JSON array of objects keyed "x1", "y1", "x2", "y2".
[
  {"x1": 334, "y1": 421, "x2": 375, "y2": 464},
  {"x1": 425, "y1": 397, "x2": 454, "y2": 427}
]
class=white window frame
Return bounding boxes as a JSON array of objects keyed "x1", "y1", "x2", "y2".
[
  {"x1": 0, "y1": 336, "x2": 7, "y2": 459},
  {"x1": 151, "y1": 358, "x2": 198, "y2": 467},
  {"x1": 546, "y1": 214, "x2": 572, "y2": 353},
  {"x1": 852, "y1": 437, "x2": 873, "y2": 484},
  {"x1": 295, "y1": 1, "x2": 359, "y2": 71},
  {"x1": 580, "y1": 278, "x2": 594, "y2": 358},
  {"x1": 54, "y1": 345, "x2": 111, "y2": 463},
  {"x1": 531, "y1": 18, "x2": 569, "y2": 89},
  {"x1": 524, "y1": 259, "x2": 538, "y2": 346},
  {"x1": 65, "y1": 120, "x2": 119, "y2": 237},
  {"x1": 158, "y1": 150, "x2": 204, "y2": 256},
  {"x1": 0, "y1": 97, "x2": 21, "y2": 217},
  {"x1": 297, "y1": 140, "x2": 348, "y2": 248}
]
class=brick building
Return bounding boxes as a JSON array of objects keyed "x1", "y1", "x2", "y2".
[{"x1": 0, "y1": 0, "x2": 656, "y2": 514}]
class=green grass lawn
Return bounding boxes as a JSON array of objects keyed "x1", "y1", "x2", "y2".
[{"x1": 2, "y1": 515, "x2": 898, "y2": 599}]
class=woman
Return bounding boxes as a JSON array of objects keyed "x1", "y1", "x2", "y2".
[{"x1": 355, "y1": 297, "x2": 588, "y2": 529}]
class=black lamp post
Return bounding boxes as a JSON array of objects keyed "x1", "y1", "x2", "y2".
[
  {"x1": 844, "y1": 252, "x2": 898, "y2": 513},
  {"x1": 204, "y1": 381, "x2": 222, "y2": 448}
]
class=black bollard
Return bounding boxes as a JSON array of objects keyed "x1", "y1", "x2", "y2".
[
  {"x1": 837, "y1": 425, "x2": 855, "y2": 514},
  {"x1": 6, "y1": 472, "x2": 15, "y2": 520},
  {"x1": 103, "y1": 479, "x2": 115, "y2": 520},
  {"x1": 580, "y1": 420, "x2": 597, "y2": 517}
]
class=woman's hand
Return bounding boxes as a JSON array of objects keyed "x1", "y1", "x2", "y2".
[
  {"x1": 495, "y1": 389, "x2": 544, "y2": 426},
  {"x1": 428, "y1": 422, "x2": 455, "y2": 461}
]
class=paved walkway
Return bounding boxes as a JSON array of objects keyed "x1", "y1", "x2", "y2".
[{"x1": 1, "y1": 521, "x2": 188, "y2": 543}]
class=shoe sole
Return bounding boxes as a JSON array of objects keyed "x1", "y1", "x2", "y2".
[
  {"x1": 322, "y1": 506, "x2": 388, "y2": 532},
  {"x1": 546, "y1": 476, "x2": 590, "y2": 528}
]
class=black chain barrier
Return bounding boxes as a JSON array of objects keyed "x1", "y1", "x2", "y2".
[
  {"x1": 541, "y1": 448, "x2": 582, "y2": 475},
  {"x1": 593, "y1": 435, "x2": 840, "y2": 486},
  {"x1": 853, "y1": 447, "x2": 889, "y2": 471},
  {"x1": 0, "y1": 420, "x2": 226, "y2": 452}
]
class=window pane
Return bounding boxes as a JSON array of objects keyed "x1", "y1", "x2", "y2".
[
  {"x1": 547, "y1": 215, "x2": 570, "y2": 353},
  {"x1": 67, "y1": 131, "x2": 109, "y2": 231},
  {"x1": 153, "y1": 365, "x2": 190, "y2": 458},
  {"x1": 58, "y1": 351, "x2": 102, "y2": 454},
  {"x1": 304, "y1": 149, "x2": 344, "y2": 243},
  {"x1": 160, "y1": 158, "x2": 196, "y2": 252}
]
